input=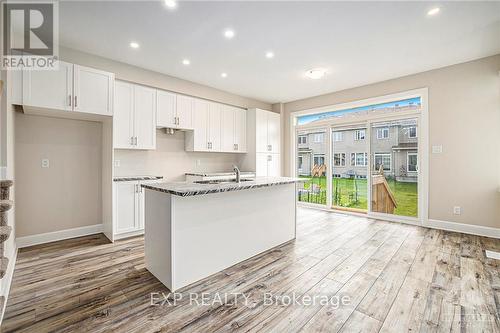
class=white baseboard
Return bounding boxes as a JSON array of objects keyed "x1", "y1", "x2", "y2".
[
  {"x1": 0, "y1": 244, "x2": 18, "y2": 325},
  {"x1": 16, "y1": 224, "x2": 104, "y2": 248},
  {"x1": 426, "y1": 219, "x2": 500, "y2": 239}
]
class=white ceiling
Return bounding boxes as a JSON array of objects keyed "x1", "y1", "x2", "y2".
[{"x1": 59, "y1": 1, "x2": 500, "y2": 104}]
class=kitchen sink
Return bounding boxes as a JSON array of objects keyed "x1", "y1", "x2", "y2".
[{"x1": 193, "y1": 179, "x2": 253, "y2": 185}]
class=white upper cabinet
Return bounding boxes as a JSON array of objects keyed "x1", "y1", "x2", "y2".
[
  {"x1": 221, "y1": 106, "x2": 247, "y2": 153},
  {"x1": 113, "y1": 81, "x2": 135, "y2": 149},
  {"x1": 157, "y1": 91, "x2": 193, "y2": 130},
  {"x1": 113, "y1": 81, "x2": 156, "y2": 150},
  {"x1": 255, "y1": 109, "x2": 280, "y2": 153},
  {"x1": 156, "y1": 90, "x2": 177, "y2": 128},
  {"x1": 267, "y1": 112, "x2": 280, "y2": 153},
  {"x1": 234, "y1": 108, "x2": 247, "y2": 152},
  {"x1": 186, "y1": 98, "x2": 209, "y2": 151},
  {"x1": 134, "y1": 85, "x2": 157, "y2": 150},
  {"x1": 208, "y1": 102, "x2": 222, "y2": 152},
  {"x1": 22, "y1": 61, "x2": 114, "y2": 116},
  {"x1": 73, "y1": 65, "x2": 114, "y2": 116},
  {"x1": 23, "y1": 60, "x2": 73, "y2": 111},
  {"x1": 176, "y1": 95, "x2": 194, "y2": 130}
]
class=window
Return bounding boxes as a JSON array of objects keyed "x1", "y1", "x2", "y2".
[
  {"x1": 333, "y1": 132, "x2": 344, "y2": 142},
  {"x1": 376, "y1": 128, "x2": 389, "y2": 139},
  {"x1": 354, "y1": 129, "x2": 366, "y2": 141},
  {"x1": 333, "y1": 153, "x2": 346, "y2": 166},
  {"x1": 408, "y1": 126, "x2": 417, "y2": 138},
  {"x1": 298, "y1": 135, "x2": 307, "y2": 144},
  {"x1": 374, "y1": 153, "x2": 391, "y2": 171},
  {"x1": 351, "y1": 152, "x2": 367, "y2": 166},
  {"x1": 298, "y1": 156, "x2": 303, "y2": 170},
  {"x1": 314, "y1": 155, "x2": 325, "y2": 166},
  {"x1": 313, "y1": 133, "x2": 324, "y2": 143},
  {"x1": 407, "y1": 153, "x2": 418, "y2": 172}
]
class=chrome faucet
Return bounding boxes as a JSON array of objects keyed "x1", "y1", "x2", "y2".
[{"x1": 233, "y1": 165, "x2": 241, "y2": 183}]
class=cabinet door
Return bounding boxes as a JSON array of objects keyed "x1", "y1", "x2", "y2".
[
  {"x1": 267, "y1": 111, "x2": 280, "y2": 153},
  {"x1": 176, "y1": 95, "x2": 194, "y2": 130},
  {"x1": 234, "y1": 108, "x2": 247, "y2": 152},
  {"x1": 208, "y1": 102, "x2": 222, "y2": 152},
  {"x1": 113, "y1": 81, "x2": 135, "y2": 148},
  {"x1": 255, "y1": 109, "x2": 269, "y2": 153},
  {"x1": 134, "y1": 85, "x2": 157, "y2": 150},
  {"x1": 156, "y1": 90, "x2": 176, "y2": 128},
  {"x1": 22, "y1": 61, "x2": 73, "y2": 111},
  {"x1": 221, "y1": 105, "x2": 235, "y2": 152},
  {"x1": 73, "y1": 65, "x2": 114, "y2": 115},
  {"x1": 256, "y1": 153, "x2": 269, "y2": 177},
  {"x1": 114, "y1": 182, "x2": 139, "y2": 234},
  {"x1": 192, "y1": 98, "x2": 209, "y2": 151},
  {"x1": 268, "y1": 153, "x2": 281, "y2": 177}
]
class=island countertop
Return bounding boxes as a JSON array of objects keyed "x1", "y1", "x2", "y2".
[{"x1": 141, "y1": 177, "x2": 304, "y2": 197}]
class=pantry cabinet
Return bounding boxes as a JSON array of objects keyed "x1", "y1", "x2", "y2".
[
  {"x1": 22, "y1": 61, "x2": 114, "y2": 116},
  {"x1": 114, "y1": 80, "x2": 156, "y2": 150}
]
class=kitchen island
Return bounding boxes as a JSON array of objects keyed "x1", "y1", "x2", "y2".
[{"x1": 141, "y1": 177, "x2": 301, "y2": 291}]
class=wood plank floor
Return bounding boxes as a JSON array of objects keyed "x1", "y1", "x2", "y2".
[{"x1": 2, "y1": 207, "x2": 499, "y2": 332}]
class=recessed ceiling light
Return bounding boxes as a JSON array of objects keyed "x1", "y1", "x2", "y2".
[
  {"x1": 221, "y1": 73, "x2": 228, "y2": 78},
  {"x1": 129, "y1": 41, "x2": 139, "y2": 49},
  {"x1": 224, "y1": 29, "x2": 235, "y2": 39},
  {"x1": 305, "y1": 68, "x2": 326, "y2": 79},
  {"x1": 164, "y1": 0, "x2": 177, "y2": 9},
  {"x1": 265, "y1": 51, "x2": 274, "y2": 59},
  {"x1": 427, "y1": 7, "x2": 440, "y2": 16},
  {"x1": 182, "y1": 59, "x2": 190, "y2": 65}
]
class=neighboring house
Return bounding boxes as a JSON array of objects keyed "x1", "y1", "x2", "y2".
[{"x1": 297, "y1": 120, "x2": 418, "y2": 182}]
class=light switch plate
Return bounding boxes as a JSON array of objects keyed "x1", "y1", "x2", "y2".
[
  {"x1": 432, "y1": 145, "x2": 443, "y2": 154},
  {"x1": 41, "y1": 159, "x2": 50, "y2": 168},
  {"x1": 453, "y1": 206, "x2": 461, "y2": 215}
]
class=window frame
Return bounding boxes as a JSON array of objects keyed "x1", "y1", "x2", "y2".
[
  {"x1": 354, "y1": 129, "x2": 366, "y2": 141},
  {"x1": 333, "y1": 152, "x2": 346, "y2": 167},
  {"x1": 351, "y1": 152, "x2": 367, "y2": 167},
  {"x1": 408, "y1": 126, "x2": 417, "y2": 138},
  {"x1": 407, "y1": 152, "x2": 418, "y2": 173},
  {"x1": 373, "y1": 152, "x2": 392, "y2": 172},
  {"x1": 313, "y1": 133, "x2": 324, "y2": 143},
  {"x1": 298, "y1": 135, "x2": 307, "y2": 144},
  {"x1": 333, "y1": 131, "x2": 344, "y2": 142},
  {"x1": 313, "y1": 154, "x2": 325, "y2": 166},
  {"x1": 376, "y1": 127, "x2": 389, "y2": 139}
]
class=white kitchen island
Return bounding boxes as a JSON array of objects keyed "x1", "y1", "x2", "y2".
[{"x1": 141, "y1": 177, "x2": 301, "y2": 292}]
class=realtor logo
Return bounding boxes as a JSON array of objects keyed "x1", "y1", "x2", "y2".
[{"x1": 1, "y1": 1, "x2": 59, "y2": 70}]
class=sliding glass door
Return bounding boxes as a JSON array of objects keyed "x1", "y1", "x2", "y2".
[
  {"x1": 370, "y1": 119, "x2": 418, "y2": 218},
  {"x1": 331, "y1": 127, "x2": 368, "y2": 212},
  {"x1": 296, "y1": 128, "x2": 327, "y2": 205}
]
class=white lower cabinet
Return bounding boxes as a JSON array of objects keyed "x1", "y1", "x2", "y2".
[
  {"x1": 114, "y1": 179, "x2": 160, "y2": 238},
  {"x1": 256, "y1": 153, "x2": 280, "y2": 177}
]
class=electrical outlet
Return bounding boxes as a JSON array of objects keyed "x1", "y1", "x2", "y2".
[
  {"x1": 432, "y1": 145, "x2": 443, "y2": 154},
  {"x1": 453, "y1": 206, "x2": 461, "y2": 215},
  {"x1": 41, "y1": 159, "x2": 50, "y2": 168},
  {"x1": 114, "y1": 160, "x2": 121, "y2": 167}
]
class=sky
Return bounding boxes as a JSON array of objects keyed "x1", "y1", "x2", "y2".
[{"x1": 297, "y1": 97, "x2": 421, "y2": 125}]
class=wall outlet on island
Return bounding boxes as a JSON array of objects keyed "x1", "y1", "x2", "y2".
[
  {"x1": 453, "y1": 206, "x2": 461, "y2": 215},
  {"x1": 41, "y1": 159, "x2": 50, "y2": 168}
]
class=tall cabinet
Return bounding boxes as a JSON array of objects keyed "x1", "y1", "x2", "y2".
[{"x1": 242, "y1": 108, "x2": 281, "y2": 176}]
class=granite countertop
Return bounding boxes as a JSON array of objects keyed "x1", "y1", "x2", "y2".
[
  {"x1": 141, "y1": 177, "x2": 304, "y2": 197},
  {"x1": 113, "y1": 175, "x2": 163, "y2": 182},
  {"x1": 185, "y1": 171, "x2": 255, "y2": 177}
]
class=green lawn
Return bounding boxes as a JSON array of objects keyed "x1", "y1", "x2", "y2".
[{"x1": 298, "y1": 176, "x2": 417, "y2": 217}]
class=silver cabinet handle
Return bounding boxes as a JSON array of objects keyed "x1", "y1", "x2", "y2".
[
  {"x1": 134, "y1": 137, "x2": 138, "y2": 146},
  {"x1": 176, "y1": 117, "x2": 180, "y2": 125},
  {"x1": 130, "y1": 137, "x2": 134, "y2": 145},
  {"x1": 267, "y1": 155, "x2": 272, "y2": 161},
  {"x1": 69, "y1": 95, "x2": 72, "y2": 106},
  {"x1": 74, "y1": 96, "x2": 78, "y2": 108},
  {"x1": 207, "y1": 142, "x2": 210, "y2": 149}
]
